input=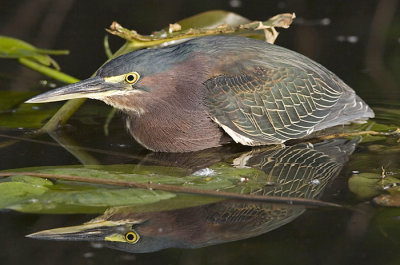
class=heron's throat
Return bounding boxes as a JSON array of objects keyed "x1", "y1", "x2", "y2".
[{"x1": 101, "y1": 92, "x2": 147, "y2": 116}]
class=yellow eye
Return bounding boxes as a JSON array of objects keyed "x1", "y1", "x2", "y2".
[
  {"x1": 125, "y1": 72, "x2": 140, "y2": 84},
  {"x1": 125, "y1": 231, "x2": 139, "y2": 243}
]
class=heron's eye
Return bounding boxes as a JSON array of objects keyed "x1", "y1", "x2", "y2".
[
  {"x1": 125, "y1": 72, "x2": 140, "y2": 84},
  {"x1": 125, "y1": 231, "x2": 139, "y2": 243}
]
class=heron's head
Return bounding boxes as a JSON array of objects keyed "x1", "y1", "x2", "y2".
[
  {"x1": 26, "y1": 215, "x2": 187, "y2": 253},
  {"x1": 26, "y1": 36, "x2": 254, "y2": 114},
  {"x1": 25, "y1": 41, "x2": 207, "y2": 114}
]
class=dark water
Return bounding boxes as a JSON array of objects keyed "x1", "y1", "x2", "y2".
[{"x1": 1, "y1": 1, "x2": 400, "y2": 264}]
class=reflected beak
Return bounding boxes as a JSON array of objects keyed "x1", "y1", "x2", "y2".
[
  {"x1": 25, "y1": 76, "x2": 120, "y2": 103},
  {"x1": 26, "y1": 220, "x2": 124, "y2": 241}
]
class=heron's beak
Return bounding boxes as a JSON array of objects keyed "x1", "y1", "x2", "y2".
[
  {"x1": 25, "y1": 76, "x2": 120, "y2": 103},
  {"x1": 26, "y1": 220, "x2": 126, "y2": 242}
]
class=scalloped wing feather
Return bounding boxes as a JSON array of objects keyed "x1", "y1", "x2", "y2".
[{"x1": 205, "y1": 66, "x2": 349, "y2": 145}]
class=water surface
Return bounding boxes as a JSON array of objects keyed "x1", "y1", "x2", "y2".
[{"x1": 1, "y1": 1, "x2": 400, "y2": 264}]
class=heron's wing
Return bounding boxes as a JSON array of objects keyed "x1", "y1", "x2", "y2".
[{"x1": 204, "y1": 66, "x2": 343, "y2": 145}]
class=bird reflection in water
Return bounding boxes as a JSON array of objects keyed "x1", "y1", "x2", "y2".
[{"x1": 28, "y1": 139, "x2": 357, "y2": 253}]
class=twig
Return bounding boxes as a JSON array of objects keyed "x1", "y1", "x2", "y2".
[{"x1": 311, "y1": 128, "x2": 400, "y2": 141}]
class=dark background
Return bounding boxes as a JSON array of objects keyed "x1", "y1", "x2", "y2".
[
  {"x1": 0, "y1": 0, "x2": 399, "y2": 101},
  {"x1": 0, "y1": 1, "x2": 400, "y2": 265}
]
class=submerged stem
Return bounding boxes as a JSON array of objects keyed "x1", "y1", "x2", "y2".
[
  {"x1": 39, "y1": 99, "x2": 87, "y2": 133},
  {"x1": 18, "y1": 57, "x2": 85, "y2": 132}
]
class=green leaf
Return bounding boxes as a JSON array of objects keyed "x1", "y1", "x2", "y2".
[
  {"x1": 0, "y1": 35, "x2": 45, "y2": 58},
  {"x1": 5, "y1": 163, "x2": 265, "y2": 187},
  {"x1": 0, "y1": 100, "x2": 59, "y2": 129},
  {"x1": 10, "y1": 175, "x2": 54, "y2": 186},
  {"x1": 0, "y1": 91, "x2": 107, "y2": 129},
  {"x1": 0, "y1": 91, "x2": 36, "y2": 111},
  {"x1": 9, "y1": 188, "x2": 175, "y2": 214},
  {"x1": 348, "y1": 172, "x2": 400, "y2": 200},
  {"x1": 0, "y1": 163, "x2": 266, "y2": 214},
  {"x1": 0, "y1": 35, "x2": 68, "y2": 69},
  {"x1": 1, "y1": 165, "x2": 179, "y2": 213},
  {"x1": 0, "y1": 182, "x2": 48, "y2": 208},
  {"x1": 348, "y1": 173, "x2": 384, "y2": 199}
]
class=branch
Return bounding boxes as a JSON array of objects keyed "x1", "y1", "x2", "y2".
[{"x1": 108, "y1": 13, "x2": 295, "y2": 57}]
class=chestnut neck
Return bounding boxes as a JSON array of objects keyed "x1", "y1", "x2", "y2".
[{"x1": 117, "y1": 55, "x2": 227, "y2": 152}]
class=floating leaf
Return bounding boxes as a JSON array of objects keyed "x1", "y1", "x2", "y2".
[
  {"x1": 0, "y1": 182, "x2": 48, "y2": 208},
  {"x1": 10, "y1": 175, "x2": 53, "y2": 186},
  {"x1": 348, "y1": 173, "x2": 386, "y2": 199},
  {"x1": 9, "y1": 188, "x2": 175, "y2": 214},
  {"x1": 0, "y1": 166, "x2": 179, "y2": 213},
  {"x1": 0, "y1": 163, "x2": 266, "y2": 214},
  {"x1": 0, "y1": 91, "x2": 36, "y2": 111},
  {"x1": 348, "y1": 172, "x2": 400, "y2": 202},
  {"x1": 0, "y1": 98, "x2": 59, "y2": 129}
]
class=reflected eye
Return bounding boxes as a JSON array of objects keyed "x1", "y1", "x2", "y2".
[
  {"x1": 125, "y1": 231, "x2": 139, "y2": 243},
  {"x1": 125, "y1": 72, "x2": 140, "y2": 84}
]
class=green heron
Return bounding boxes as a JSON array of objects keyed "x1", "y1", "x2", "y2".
[
  {"x1": 26, "y1": 139, "x2": 356, "y2": 253},
  {"x1": 26, "y1": 36, "x2": 374, "y2": 152}
]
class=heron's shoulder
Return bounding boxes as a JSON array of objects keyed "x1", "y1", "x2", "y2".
[
  {"x1": 184, "y1": 36, "x2": 338, "y2": 79},
  {"x1": 182, "y1": 36, "x2": 313, "y2": 67}
]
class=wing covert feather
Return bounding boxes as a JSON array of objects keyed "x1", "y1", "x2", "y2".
[{"x1": 205, "y1": 67, "x2": 343, "y2": 145}]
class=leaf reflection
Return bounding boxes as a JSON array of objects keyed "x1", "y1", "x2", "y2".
[{"x1": 27, "y1": 138, "x2": 357, "y2": 253}]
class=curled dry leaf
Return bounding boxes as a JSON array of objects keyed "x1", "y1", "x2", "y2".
[
  {"x1": 168, "y1": 23, "x2": 182, "y2": 33},
  {"x1": 106, "y1": 11, "x2": 295, "y2": 49},
  {"x1": 268, "y1": 13, "x2": 296, "y2": 28}
]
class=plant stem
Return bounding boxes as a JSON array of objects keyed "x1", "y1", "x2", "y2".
[
  {"x1": 18, "y1": 57, "x2": 79, "y2": 83},
  {"x1": 35, "y1": 48, "x2": 69, "y2": 55},
  {"x1": 17, "y1": 57, "x2": 87, "y2": 132},
  {"x1": 39, "y1": 99, "x2": 87, "y2": 133}
]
